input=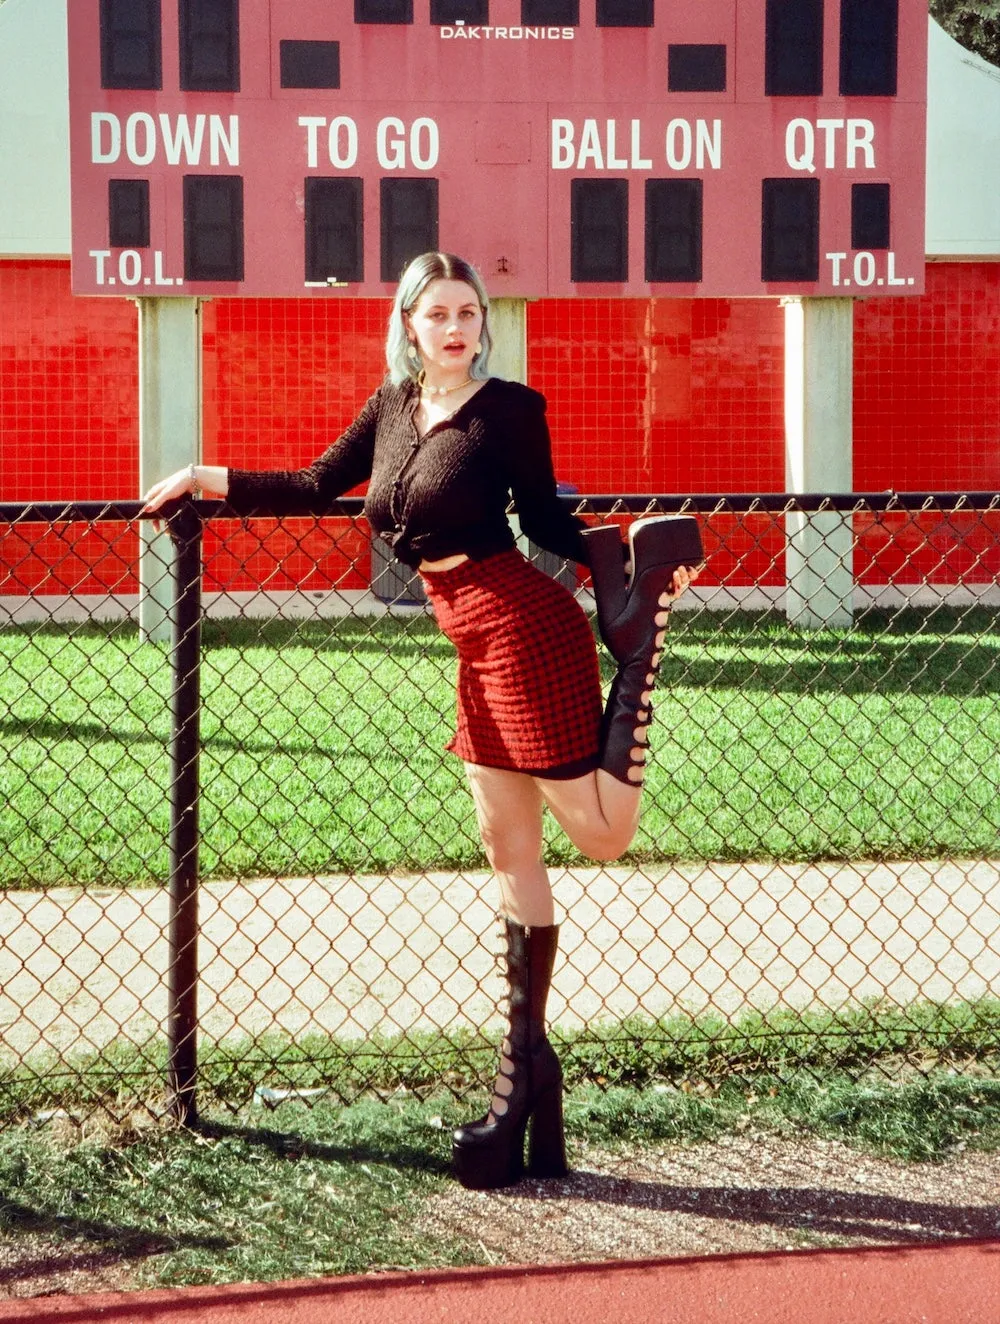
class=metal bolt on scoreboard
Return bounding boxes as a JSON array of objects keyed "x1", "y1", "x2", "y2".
[{"x1": 68, "y1": 0, "x2": 927, "y2": 298}]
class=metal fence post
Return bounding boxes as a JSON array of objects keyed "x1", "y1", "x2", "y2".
[{"x1": 165, "y1": 498, "x2": 203, "y2": 1125}]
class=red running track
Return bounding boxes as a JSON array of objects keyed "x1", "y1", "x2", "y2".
[{"x1": 2, "y1": 1242, "x2": 999, "y2": 1324}]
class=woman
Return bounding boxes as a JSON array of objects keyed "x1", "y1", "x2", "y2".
[{"x1": 143, "y1": 252, "x2": 701, "y2": 1191}]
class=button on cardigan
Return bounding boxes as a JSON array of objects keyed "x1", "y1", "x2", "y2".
[{"x1": 226, "y1": 376, "x2": 592, "y2": 570}]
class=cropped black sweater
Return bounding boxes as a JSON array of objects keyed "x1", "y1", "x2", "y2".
[{"x1": 226, "y1": 376, "x2": 592, "y2": 570}]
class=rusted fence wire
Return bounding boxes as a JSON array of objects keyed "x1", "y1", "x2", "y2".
[{"x1": 1, "y1": 494, "x2": 998, "y2": 1126}]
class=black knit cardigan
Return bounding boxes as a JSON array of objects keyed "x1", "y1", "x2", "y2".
[{"x1": 227, "y1": 376, "x2": 592, "y2": 570}]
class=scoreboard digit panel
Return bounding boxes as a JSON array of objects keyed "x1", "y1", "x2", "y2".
[{"x1": 68, "y1": 0, "x2": 927, "y2": 298}]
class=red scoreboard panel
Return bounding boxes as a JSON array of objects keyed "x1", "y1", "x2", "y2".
[{"x1": 68, "y1": 1, "x2": 927, "y2": 299}]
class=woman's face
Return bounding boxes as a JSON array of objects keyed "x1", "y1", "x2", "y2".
[{"x1": 405, "y1": 279, "x2": 484, "y2": 379}]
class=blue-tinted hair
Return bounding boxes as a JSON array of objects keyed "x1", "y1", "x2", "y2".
[{"x1": 385, "y1": 252, "x2": 492, "y2": 385}]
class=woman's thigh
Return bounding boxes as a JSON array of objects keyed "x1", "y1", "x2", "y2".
[
  {"x1": 534, "y1": 770, "x2": 641, "y2": 862},
  {"x1": 464, "y1": 763, "x2": 546, "y2": 872}
]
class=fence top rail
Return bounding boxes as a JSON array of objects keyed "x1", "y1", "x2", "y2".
[{"x1": 1, "y1": 493, "x2": 999, "y2": 525}]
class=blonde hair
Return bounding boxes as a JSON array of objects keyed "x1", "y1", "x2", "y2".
[{"x1": 385, "y1": 252, "x2": 492, "y2": 385}]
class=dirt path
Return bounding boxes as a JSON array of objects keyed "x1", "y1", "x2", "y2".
[{"x1": 417, "y1": 1133, "x2": 1000, "y2": 1265}]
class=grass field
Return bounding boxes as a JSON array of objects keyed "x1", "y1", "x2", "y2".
[
  {"x1": 5, "y1": 998, "x2": 999, "y2": 1126},
  {"x1": 1, "y1": 607, "x2": 998, "y2": 888}
]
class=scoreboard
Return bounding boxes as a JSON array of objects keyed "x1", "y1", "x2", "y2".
[{"x1": 67, "y1": 1, "x2": 927, "y2": 298}]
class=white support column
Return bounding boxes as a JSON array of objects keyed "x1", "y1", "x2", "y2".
[
  {"x1": 137, "y1": 298, "x2": 202, "y2": 642},
  {"x1": 784, "y1": 297, "x2": 855, "y2": 630},
  {"x1": 488, "y1": 296, "x2": 528, "y2": 384},
  {"x1": 490, "y1": 297, "x2": 530, "y2": 552}
]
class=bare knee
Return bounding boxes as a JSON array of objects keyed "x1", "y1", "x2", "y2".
[
  {"x1": 575, "y1": 823, "x2": 635, "y2": 863},
  {"x1": 553, "y1": 812, "x2": 636, "y2": 862},
  {"x1": 537, "y1": 770, "x2": 642, "y2": 864},
  {"x1": 479, "y1": 820, "x2": 543, "y2": 876},
  {"x1": 546, "y1": 797, "x2": 639, "y2": 861},
  {"x1": 587, "y1": 838, "x2": 627, "y2": 864}
]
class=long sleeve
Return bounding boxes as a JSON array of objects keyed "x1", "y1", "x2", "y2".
[
  {"x1": 505, "y1": 389, "x2": 591, "y2": 567},
  {"x1": 226, "y1": 388, "x2": 381, "y2": 516}
]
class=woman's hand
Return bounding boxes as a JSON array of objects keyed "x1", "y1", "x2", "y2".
[
  {"x1": 668, "y1": 563, "x2": 701, "y2": 599},
  {"x1": 625, "y1": 561, "x2": 701, "y2": 598},
  {"x1": 141, "y1": 466, "x2": 198, "y2": 515},
  {"x1": 141, "y1": 464, "x2": 229, "y2": 530}
]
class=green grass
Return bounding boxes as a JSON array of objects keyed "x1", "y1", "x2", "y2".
[
  {"x1": 565, "y1": 1072, "x2": 1000, "y2": 1163},
  {"x1": 3, "y1": 1073, "x2": 1000, "y2": 1289},
  {"x1": 4, "y1": 999, "x2": 999, "y2": 1126},
  {"x1": 1, "y1": 607, "x2": 998, "y2": 888},
  {"x1": 0, "y1": 1097, "x2": 465, "y2": 1286}
]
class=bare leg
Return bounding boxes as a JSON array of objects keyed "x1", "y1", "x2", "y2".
[
  {"x1": 464, "y1": 762, "x2": 553, "y2": 927},
  {"x1": 463, "y1": 762, "x2": 557, "y2": 1129},
  {"x1": 536, "y1": 769, "x2": 642, "y2": 862}
]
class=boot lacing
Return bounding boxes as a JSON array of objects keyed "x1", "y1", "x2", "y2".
[{"x1": 483, "y1": 915, "x2": 516, "y2": 1123}]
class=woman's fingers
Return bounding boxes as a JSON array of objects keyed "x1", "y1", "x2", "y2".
[
  {"x1": 668, "y1": 564, "x2": 701, "y2": 597},
  {"x1": 141, "y1": 483, "x2": 167, "y2": 512},
  {"x1": 141, "y1": 469, "x2": 190, "y2": 513},
  {"x1": 141, "y1": 482, "x2": 173, "y2": 534},
  {"x1": 140, "y1": 468, "x2": 195, "y2": 533}
]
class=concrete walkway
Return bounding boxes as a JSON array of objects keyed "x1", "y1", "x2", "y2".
[{"x1": 2, "y1": 860, "x2": 998, "y2": 1061}]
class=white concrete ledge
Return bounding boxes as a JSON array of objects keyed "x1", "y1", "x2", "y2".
[{"x1": 3, "y1": 583, "x2": 997, "y2": 627}]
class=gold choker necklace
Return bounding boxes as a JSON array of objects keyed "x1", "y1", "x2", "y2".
[{"x1": 419, "y1": 374, "x2": 473, "y2": 398}]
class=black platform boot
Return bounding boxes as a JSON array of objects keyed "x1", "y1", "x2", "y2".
[
  {"x1": 452, "y1": 920, "x2": 568, "y2": 1190},
  {"x1": 582, "y1": 516, "x2": 704, "y2": 783}
]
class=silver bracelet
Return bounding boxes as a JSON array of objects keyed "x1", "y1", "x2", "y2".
[{"x1": 187, "y1": 462, "x2": 202, "y2": 496}]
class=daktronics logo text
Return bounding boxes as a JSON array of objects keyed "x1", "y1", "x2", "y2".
[{"x1": 439, "y1": 23, "x2": 575, "y2": 40}]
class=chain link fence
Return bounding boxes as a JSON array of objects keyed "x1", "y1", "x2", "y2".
[{"x1": 1, "y1": 494, "x2": 999, "y2": 1126}]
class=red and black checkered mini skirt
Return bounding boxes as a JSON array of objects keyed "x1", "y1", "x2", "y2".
[{"x1": 420, "y1": 548, "x2": 603, "y2": 778}]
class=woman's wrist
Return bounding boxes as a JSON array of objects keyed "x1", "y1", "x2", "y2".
[{"x1": 185, "y1": 464, "x2": 230, "y2": 497}]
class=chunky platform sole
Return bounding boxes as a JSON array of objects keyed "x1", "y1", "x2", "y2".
[
  {"x1": 584, "y1": 515, "x2": 704, "y2": 664},
  {"x1": 452, "y1": 1081, "x2": 567, "y2": 1190}
]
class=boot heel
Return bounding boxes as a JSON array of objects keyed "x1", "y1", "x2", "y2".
[
  {"x1": 628, "y1": 514, "x2": 704, "y2": 581},
  {"x1": 581, "y1": 524, "x2": 627, "y2": 656},
  {"x1": 527, "y1": 1083, "x2": 568, "y2": 1179},
  {"x1": 584, "y1": 516, "x2": 703, "y2": 667},
  {"x1": 453, "y1": 1117, "x2": 528, "y2": 1190}
]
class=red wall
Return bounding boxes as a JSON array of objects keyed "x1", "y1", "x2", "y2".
[
  {"x1": 2, "y1": 259, "x2": 998, "y2": 595},
  {"x1": 854, "y1": 262, "x2": 1000, "y2": 492},
  {"x1": 0, "y1": 260, "x2": 139, "y2": 501}
]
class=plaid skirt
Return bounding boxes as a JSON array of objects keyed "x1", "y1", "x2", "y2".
[{"x1": 420, "y1": 548, "x2": 603, "y2": 778}]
